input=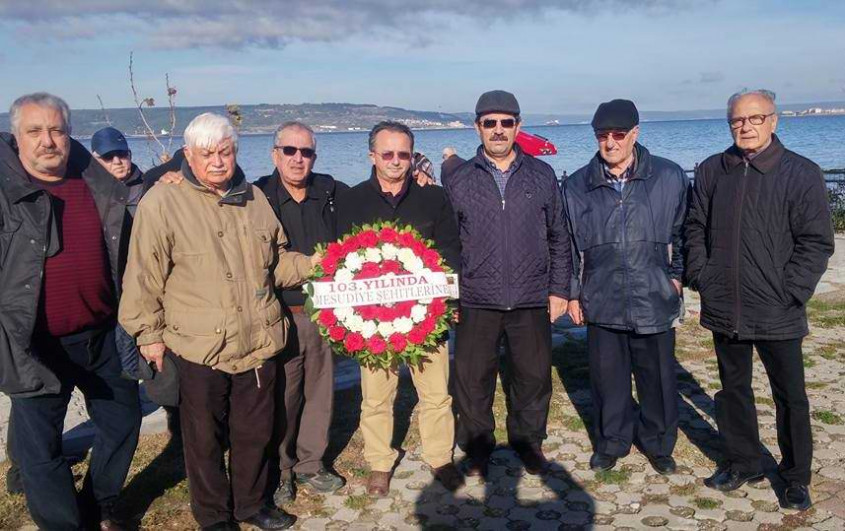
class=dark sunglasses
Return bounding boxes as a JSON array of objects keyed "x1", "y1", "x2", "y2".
[
  {"x1": 377, "y1": 151, "x2": 412, "y2": 162},
  {"x1": 480, "y1": 118, "x2": 517, "y2": 129},
  {"x1": 101, "y1": 150, "x2": 130, "y2": 162},
  {"x1": 275, "y1": 145, "x2": 316, "y2": 158},
  {"x1": 595, "y1": 131, "x2": 630, "y2": 142}
]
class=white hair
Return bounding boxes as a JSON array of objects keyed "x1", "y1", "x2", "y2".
[
  {"x1": 273, "y1": 120, "x2": 316, "y2": 148},
  {"x1": 183, "y1": 113, "x2": 238, "y2": 152},
  {"x1": 9, "y1": 92, "x2": 72, "y2": 135},
  {"x1": 727, "y1": 89, "x2": 777, "y2": 118}
]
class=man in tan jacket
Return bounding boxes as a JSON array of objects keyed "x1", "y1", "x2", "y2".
[{"x1": 119, "y1": 113, "x2": 317, "y2": 531}]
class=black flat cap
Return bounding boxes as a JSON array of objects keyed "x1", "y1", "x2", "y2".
[
  {"x1": 591, "y1": 99, "x2": 639, "y2": 131},
  {"x1": 475, "y1": 90, "x2": 520, "y2": 117}
]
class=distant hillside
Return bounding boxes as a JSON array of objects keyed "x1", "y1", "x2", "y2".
[{"x1": 0, "y1": 103, "x2": 469, "y2": 137}]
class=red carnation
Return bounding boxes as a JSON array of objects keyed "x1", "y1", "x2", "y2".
[
  {"x1": 326, "y1": 242, "x2": 344, "y2": 260},
  {"x1": 328, "y1": 325, "x2": 346, "y2": 342},
  {"x1": 379, "y1": 226, "x2": 399, "y2": 243},
  {"x1": 318, "y1": 309, "x2": 337, "y2": 327},
  {"x1": 358, "y1": 230, "x2": 379, "y2": 247},
  {"x1": 322, "y1": 260, "x2": 338, "y2": 276},
  {"x1": 356, "y1": 262, "x2": 381, "y2": 279},
  {"x1": 341, "y1": 235, "x2": 361, "y2": 254},
  {"x1": 389, "y1": 333, "x2": 407, "y2": 353},
  {"x1": 422, "y1": 249, "x2": 441, "y2": 268},
  {"x1": 397, "y1": 232, "x2": 417, "y2": 248},
  {"x1": 411, "y1": 240, "x2": 427, "y2": 256},
  {"x1": 396, "y1": 300, "x2": 415, "y2": 317},
  {"x1": 344, "y1": 332, "x2": 366, "y2": 352},
  {"x1": 421, "y1": 317, "x2": 437, "y2": 334},
  {"x1": 358, "y1": 305, "x2": 379, "y2": 320},
  {"x1": 429, "y1": 298, "x2": 447, "y2": 317},
  {"x1": 380, "y1": 259, "x2": 402, "y2": 275},
  {"x1": 367, "y1": 335, "x2": 388, "y2": 354},
  {"x1": 408, "y1": 326, "x2": 427, "y2": 345}
]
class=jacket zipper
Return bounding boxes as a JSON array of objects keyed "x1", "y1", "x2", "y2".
[
  {"x1": 619, "y1": 187, "x2": 634, "y2": 327},
  {"x1": 733, "y1": 162, "x2": 749, "y2": 336},
  {"x1": 501, "y1": 180, "x2": 512, "y2": 309}
]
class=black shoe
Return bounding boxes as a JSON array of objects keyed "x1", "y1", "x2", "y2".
[
  {"x1": 589, "y1": 453, "x2": 617, "y2": 472},
  {"x1": 462, "y1": 455, "x2": 490, "y2": 478},
  {"x1": 5, "y1": 464, "x2": 23, "y2": 495},
  {"x1": 517, "y1": 446, "x2": 550, "y2": 476},
  {"x1": 241, "y1": 506, "x2": 296, "y2": 530},
  {"x1": 201, "y1": 522, "x2": 239, "y2": 531},
  {"x1": 273, "y1": 478, "x2": 295, "y2": 506},
  {"x1": 647, "y1": 455, "x2": 677, "y2": 475},
  {"x1": 704, "y1": 466, "x2": 764, "y2": 492},
  {"x1": 295, "y1": 467, "x2": 345, "y2": 493},
  {"x1": 782, "y1": 482, "x2": 812, "y2": 511}
]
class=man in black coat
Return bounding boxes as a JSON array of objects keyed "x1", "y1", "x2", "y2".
[
  {"x1": 253, "y1": 121, "x2": 349, "y2": 504},
  {"x1": 686, "y1": 89, "x2": 834, "y2": 510},
  {"x1": 336, "y1": 121, "x2": 463, "y2": 497},
  {"x1": 444, "y1": 90, "x2": 571, "y2": 477},
  {"x1": 563, "y1": 100, "x2": 689, "y2": 475}
]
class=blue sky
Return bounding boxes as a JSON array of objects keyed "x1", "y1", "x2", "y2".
[{"x1": 1, "y1": 0, "x2": 843, "y2": 114}]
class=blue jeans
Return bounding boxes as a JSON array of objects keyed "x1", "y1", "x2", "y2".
[{"x1": 10, "y1": 327, "x2": 141, "y2": 530}]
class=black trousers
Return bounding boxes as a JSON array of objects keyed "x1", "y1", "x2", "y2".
[
  {"x1": 176, "y1": 356, "x2": 277, "y2": 527},
  {"x1": 587, "y1": 326, "x2": 678, "y2": 458},
  {"x1": 713, "y1": 333, "x2": 812, "y2": 485},
  {"x1": 454, "y1": 307, "x2": 552, "y2": 460},
  {"x1": 10, "y1": 328, "x2": 141, "y2": 531}
]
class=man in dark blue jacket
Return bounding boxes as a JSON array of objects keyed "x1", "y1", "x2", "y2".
[
  {"x1": 563, "y1": 99, "x2": 689, "y2": 475},
  {"x1": 445, "y1": 91, "x2": 572, "y2": 476}
]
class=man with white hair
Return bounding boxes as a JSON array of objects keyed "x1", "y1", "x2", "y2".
[
  {"x1": 120, "y1": 113, "x2": 319, "y2": 530},
  {"x1": 0, "y1": 92, "x2": 141, "y2": 531},
  {"x1": 687, "y1": 89, "x2": 834, "y2": 510}
]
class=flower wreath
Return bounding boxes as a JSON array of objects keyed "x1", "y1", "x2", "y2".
[{"x1": 304, "y1": 220, "x2": 456, "y2": 369}]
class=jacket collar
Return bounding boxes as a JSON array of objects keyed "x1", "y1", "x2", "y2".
[
  {"x1": 722, "y1": 134, "x2": 784, "y2": 175},
  {"x1": 587, "y1": 142, "x2": 652, "y2": 191},
  {"x1": 272, "y1": 170, "x2": 321, "y2": 204},
  {"x1": 368, "y1": 167, "x2": 412, "y2": 206},
  {"x1": 181, "y1": 158, "x2": 250, "y2": 205},
  {"x1": 472, "y1": 143, "x2": 525, "y2": 175}
]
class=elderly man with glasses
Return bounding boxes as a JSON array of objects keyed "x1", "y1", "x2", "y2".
[
  {"x1": 445, "y1": 90, "x2": 572, "y2": 477},
  {"x1": 562, "y1": 99, "x2": 689, "y2": 476},
  {"x1": 686, "y1": 89, "x2": 834, "y2": 510}
]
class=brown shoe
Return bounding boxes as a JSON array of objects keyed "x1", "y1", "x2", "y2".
[
  {"x1": 366, "y1": 471, "x2": 391, "y2": 497},
  {"x1": 432, "y1": 463, "x2": 464, "y2": 491}
]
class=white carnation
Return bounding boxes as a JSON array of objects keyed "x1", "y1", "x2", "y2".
[
  {"x1": 397, "y1": 248, "x2": 416, "y2": 264},
  {"x1": 419, "y1": 298, "x2": 433, "y2": 305},
  {"x1": 344, "y1": 314, "x2": 364, "y2": 332},
  {"x1": 364, "y1": 248, "x2": 383, "y2": 263},
  {"x1": 344, "y1": 252, "x2": 363, "y2": 272},
  {"x1": 361, "y1": 320, "x2": 378, "y2": 339},
  {"x1": 406, "y1": 257, "x2": 425, "y2": 273},
  {"x1": 393, "y1": 317, "x2": 414, "y2": 334},
  {"x1": 377, "y1": 321, "x2": 395, "y2": 337},
  {"x1": 335, "y1": 268, "x2": 354, "y2": 283},
  {"x1": 381, "y1": 243, "x2": 399, "y2": 260},
  {"x1": 335, "y1": 306, "x2": 354, "y2": 320},
  {"x1": 411, "y1": 304, "x2": 428, "y2": 323}
]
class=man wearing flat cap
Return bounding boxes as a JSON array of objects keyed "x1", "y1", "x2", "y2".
[
  {"x1": 562, "y1": 99, "x2": 689, "y2": 475},
  {"x1": 445, "y1": 90, "x2": 572, "y2": 477}
]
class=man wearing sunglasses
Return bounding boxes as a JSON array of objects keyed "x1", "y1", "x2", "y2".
[
  {"x1": 562, "y1": 99, "x2": 689, "y2": 477},
  {"x1": 253, "y1": 121, "x2": 348, "y2": 504},
  {"x1": 445, "y1": 90, "x2": 572, "y2": 477},
  {"x1": 686, "y1": 90, "x2": 834, "y2": 510},
  {"x1": 92, "y1": 127, "x2": 144, "y2": 216}
]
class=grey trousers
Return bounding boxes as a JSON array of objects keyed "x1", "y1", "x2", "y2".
[{"x1": 279, "y1": 312, "x2": 336, "y2": 475}]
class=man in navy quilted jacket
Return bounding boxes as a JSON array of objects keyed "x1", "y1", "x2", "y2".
[{"x1": 444, "y1": 90, "x2": 572, "y2": 477}]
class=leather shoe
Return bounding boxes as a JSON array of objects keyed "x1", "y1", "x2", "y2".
[
  {"x1": 201, "y1": 522, "x2": 240, "y2": 531},
  {"x1": 589, "y1": 452, "x2": 617, "y2": 472},
  {"x1": 647, "y1": 455, "x2": 677, "y2": 475},
  {"x1": 704, "y1": 466, "x2": 764, "y2": 491},
  {"x1": 518, "y1": 446, "x2": 549, "y2": 475},
  {"x1": 366, "y1": 471, "x2": 391, "y2": 497},
  {"x1": 5, "y1": 464, "x2": 23, "y2": 495},
  {"x1": 295, "y1": 467, "x2": 345, "y2": 493},
  {"x1": 782, "y1": 482, "x2": 812, "y2": 511},
  {"x1": 99, "y1": 519, "x2": 128, "y2": 531},
  {"x1": 241, "y1": 505, "x2": 296, "y2": 530},
  {"x1": 463, "y1": 457, "x2": 489, "y2": 478},
  {"x1": 432, "y1": 462, "x2": 464, "y2": 491},
  {"x1": 273, "y1": 477, "x2": 295, "y2": 506}
]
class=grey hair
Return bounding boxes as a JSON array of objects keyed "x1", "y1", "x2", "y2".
[
  {"x1": 9, "y1": 92, "x2": 72, "y2": 135},
  {"x1": 273, "y1": 121, "x2": 316, "y2": 148},
  {"x1": 727, "y1": 89, "x2": 777, "y2": 118},
  {"x1": 368, "y1": 121, "x2": 414, "y2": 152},
  {"x1": 183, "y1": 112, "x2": 238, "y2": 152}
]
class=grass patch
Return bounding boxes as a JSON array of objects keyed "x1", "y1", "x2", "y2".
[
  {"x1": 805, "y1": 381, "x2": 828, "y2": 390},
  {"x1": 693, "y1": 497, "x2": 722, "y2": 510},
  {"x1": 343, "y1": 493, "x2": 372, "y2": 510},
  {"x1": 670, "y1": 483, "x2": 699, "y2": 496},
  {"x1": 812, "y1": 410, "x2": 844, "y2": 425},
  {"x1": 803, "y1": 357, "x2": 816, "y2": 369},
  {"x1": 755, "y1": 396, "x2": 775, "y2": 406},
  {"x1": 594, "y1": 468, "x2": 631, "y2": 485},
  {"x1": 707, "y1": 382, "x2": 721, "y2": 390},
  {"x1": 807, "y1": 297, "x2": 845, "y2": 328},
  {"x1": 816, "y1": 344, "x2": 840, "y2": 361},
  {"x1": 562, "y1": 415, "x2": 586, "y2": 432}
]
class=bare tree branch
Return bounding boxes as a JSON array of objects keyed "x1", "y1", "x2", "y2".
[
  {"x1": 96, "y1": 95, "x2": 112, "y2": 126},
  {"x1": 165, "y1": 73, "x2": 177, "y2": 159},
  {"x1": 129, "y1": 51, "x2": 167, "y2": 163}
]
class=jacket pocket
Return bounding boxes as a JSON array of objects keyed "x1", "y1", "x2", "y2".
[
  {"x1": 163, "y1": 309, "x2": 227, "y2": 366},
  {"x1": 253, "y1": 228, "x2": 274, "y2": 269},
  {"x1": 257, "y1": 302, "x2": 288, "y2": 352},
  {"x1": 0, "y1": 217, "x2": 22, "y2": 271}
]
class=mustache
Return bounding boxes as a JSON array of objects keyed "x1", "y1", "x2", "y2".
[{"x1": 489, "y1": 134, "x2": 509, "y2": 141}]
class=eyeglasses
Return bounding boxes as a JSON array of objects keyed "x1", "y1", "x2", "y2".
[
  {"x1": 728, "y1": 113, "x2": 774, "y2": 129},
  {"x1": 101, "y1": 151, "x2": 131, "y2": 162},
  {"x1": 480, "y1": 118, "x2": 517, "y2": 129},
  {"x1": 595, "y1": 131, "x2": 629, "y2": 142},
  {"x1": 376, "y1": 151, "x2": 413, "y2": 162},
  {"x1": 275, "y1": 145, "x2": 316, "y2": 158}
]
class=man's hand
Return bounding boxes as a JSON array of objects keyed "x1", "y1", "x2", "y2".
[
  {"x1": 140, "y1": 342, "x2": 166, "y2": 372},
  {"x1": 310, "y1": 251, "x2": 324, "y2": 268},
  {"x1": 155, "y1": 171, "x2": 183, "y2": 185},
  {"x1": 548, "y1": 295, "x2": 569, "y2": 323},
  {"x1": 672, "y1": 279, "x2": 682, "y2": 295},
  {"x1": 567, "y1": 299, "x2": 584, "y2": 326}
]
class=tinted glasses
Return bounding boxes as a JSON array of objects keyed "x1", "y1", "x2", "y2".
[
  {"x1": 480, "y1": 118, "x2": 517, "y2": 129},
  {"x1": 101, "y1": 150, "x2": 130, "y2": 162},
  {"x1": 376, "y1": 151, "x2": 413, "y2": 162},
  {"x1": 275, "y1": 145, "x2": 316, "y2": 158},
  {"x1": 595, "y1": 131, "x2": 630, "y2": 142},
  {"x1": 728, "y1": 113, "x2": 774, "y2": 129}
]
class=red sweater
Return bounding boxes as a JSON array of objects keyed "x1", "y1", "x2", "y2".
[{"x1": 32, "y1": 174, "x2": 116, "y2": 337}]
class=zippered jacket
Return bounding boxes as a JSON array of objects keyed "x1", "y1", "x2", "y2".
[
  {"x1": 564, "y1": 144, "x2": 689, "y2": 334},
  {"x1": 685, "y1": 135, "x2": 835, "y2": 340},
  {"x1": 445, "y1": 145, "x2": 571, "y2": 309}
]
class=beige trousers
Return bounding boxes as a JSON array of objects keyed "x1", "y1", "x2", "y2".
[{"x1": 359, "y1": 343, "x2": 454, "y2": 472}]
